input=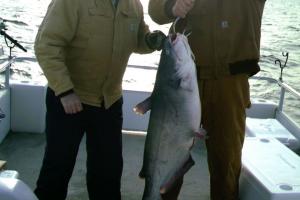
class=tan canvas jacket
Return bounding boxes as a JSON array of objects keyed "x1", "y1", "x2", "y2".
[
  {"x1": 35, "y1": 0, "x2": 152, "y2": 108},
  {"x1": 149, "y1": 0, "x2": 266, "y2": 79}
]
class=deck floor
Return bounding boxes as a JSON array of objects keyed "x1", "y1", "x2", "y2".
[{"x1": 0, "y1": 131, "x2": 210, "y2": 200}]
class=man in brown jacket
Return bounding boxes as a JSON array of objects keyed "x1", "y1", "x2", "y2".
[
  {"x1": 148, "y1": 0, "x2": 266, "y2": 199},
  {"x1": 34, "y1": 0, "x2": 165, "y2": 199}
]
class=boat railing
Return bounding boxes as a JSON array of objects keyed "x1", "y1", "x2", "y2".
[
  {"x1": 276, "y1": 80, "x2": 300, "y2": 141},
  {"x1": 1, "y1": 19, "x2": 26, "y2": 90},
  {"x1": 0, "y1": 56, "x2": 15, "y2": 89},
  {"x1": 250, "y1": 76, "x2": 300, "y2": 110},
  {"x1": 250, "y1": 52, "x2": 300, "y2": 141},
  {"x1": 277, "y1": 80, "x2": 300, "y2": 112}
]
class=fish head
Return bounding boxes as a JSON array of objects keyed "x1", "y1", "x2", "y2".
[{"x1": 159, "y1": 33, "x2": 197, "y2": 91}]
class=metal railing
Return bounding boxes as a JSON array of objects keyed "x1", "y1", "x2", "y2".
[
  {"x1": 251, "y1": 52, "x2": 300, "y2": 111},
  {"x1": 270, "y1": 52, "x2": 300, "y2": 140},
  {"x1": 0, "y1": 19, "x2": 26, "y2": 120},
  {"x1": 0, "y1": 56, "x2": 15, "y2": 89},
  {"x1": 277, "y1": 80, "x2": 300, "y2": 112}
]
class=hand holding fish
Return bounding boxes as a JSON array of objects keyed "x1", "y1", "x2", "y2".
[{"x1": 172, "y1": 0, "x2": 195, "y2": 18}]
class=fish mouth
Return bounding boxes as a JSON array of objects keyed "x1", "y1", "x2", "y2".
[
  {"x1": 170, "y1": 33, "x2": 186, "y2": 45},
  {"x1": 170, "y1": 33, "x2": 178, "y2": 43}
]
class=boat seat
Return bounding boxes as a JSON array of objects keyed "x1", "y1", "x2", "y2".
[
  {"x1": 10, "y1": 80, "x2": 47, "y2": 133},
  {"x1": 246, "y1": 100, "x2": 277, "y2": 119},
  {"x1": 0, "y1": 177, "x2": 38, "y2": 200},
  {"x1": 240, "y1": 137, "x2": 300, "y2": 200},
  {"x1": 246, "y1": 117, "x2": 300, "y2": 151}
]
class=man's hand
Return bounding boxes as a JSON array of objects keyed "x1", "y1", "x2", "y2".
[
  {"x1": 60, "y1": 93, "x2": 83, "y2": 114},
  {"x1": 145, "y1": 30, "x2": 167, "y2": 51},
  {"x1": 172, "y1": 0, "x2": 195, "y2": 18}
]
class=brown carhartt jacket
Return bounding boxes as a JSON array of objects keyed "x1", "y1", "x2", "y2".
[
  {"x1": 149, "y1": 0, "x2": 266, "y2": 79},
  {"x1": 35, "y1": 0, "x2": 152, "y2": 108}
]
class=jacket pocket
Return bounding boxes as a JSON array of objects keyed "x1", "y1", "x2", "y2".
[
  {"x1": 120, "y1": 10, "x2": 140, "y2": 52},
  {"x1": 88, "y1": 7, "x2": 108, "y2": 16},
  {"x1": 87, "y1": 7, "x2": 114, "y2": 37}
]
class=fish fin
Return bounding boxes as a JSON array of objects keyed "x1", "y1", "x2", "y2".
[
  {"x1": 133, "y1": 96, "x2": 151, "y2": 115},
  {"x1": 195, "y1": 128, "x2": 208, "y2": 139},
  {"x1": 179, "y1": 77, "x2": 193, "y2": 91},
  {"x1": 160, "y1": 155, "x2": 195, "y2": 194}
]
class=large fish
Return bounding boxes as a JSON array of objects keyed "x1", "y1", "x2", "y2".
[{"x1": 134, "y1": 33, "x2": 203, "y2": 200}]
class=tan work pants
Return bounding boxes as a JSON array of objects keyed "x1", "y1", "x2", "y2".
[{"x1": 199, "y1": 74, "x2": 250, "y2": 200}]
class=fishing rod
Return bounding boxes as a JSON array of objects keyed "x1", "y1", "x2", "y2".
[
  {"x1": 0, "y1": 18, "x2": 26, "y2": 119},
  {"x1": 0, "y1": 19, "x2": 27, "y2": 54}
]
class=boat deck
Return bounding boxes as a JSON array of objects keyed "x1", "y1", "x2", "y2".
[{"x1": 0, "y1": 131, "x2": 210, "y2": 200}]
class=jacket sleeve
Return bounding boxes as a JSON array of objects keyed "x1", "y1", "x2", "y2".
[
  {"x1": 34, "y1": 0, "x2": 79, "y2": 96},
  {"x1": 133, "y1": 1, "x2": 153, "y2": 54},
  {"x1": 135, "y1": 16, "x2": 153, "y2": 54},
  {"x1": 148, "y1": 0, "x2": 176, "y2": 25}
]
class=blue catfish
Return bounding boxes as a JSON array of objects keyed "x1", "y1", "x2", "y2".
[{"x1": 134, "y1": 33, "x2": 203, "y2": 200}]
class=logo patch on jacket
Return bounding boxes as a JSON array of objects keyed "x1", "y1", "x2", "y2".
[
  {"x1": 129, "y1": 23, "x2": 138, "y2": 32},
  {"x1": 221, "y1": 20, "x2": 229, "y2": 29}
]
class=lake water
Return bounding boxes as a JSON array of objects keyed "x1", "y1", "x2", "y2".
[{"x1": 0, "y1": 0, "x2": 299, "y2": 124}]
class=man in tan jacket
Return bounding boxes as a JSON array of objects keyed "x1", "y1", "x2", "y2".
[
  {"x1": 148, "y1": 0, "x2": 266, "y2": 199},
  {"x1": 34, "y1": 0, "x2": 165, "y2": 199}
]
